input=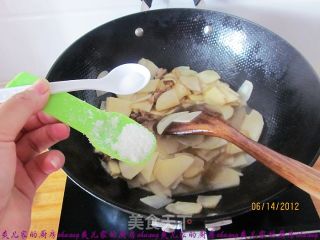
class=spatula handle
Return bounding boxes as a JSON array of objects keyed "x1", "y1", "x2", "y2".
[{"x1": 220, "y1": 125, "x2": 320, "y2": 199}]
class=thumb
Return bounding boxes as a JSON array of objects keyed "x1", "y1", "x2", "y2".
[{"x1": 0, "y1": 80, "x2": 50, "y2": 141}]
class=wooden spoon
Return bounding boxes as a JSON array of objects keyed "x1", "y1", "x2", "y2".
[{"x1": 164, "y1": 111, "x2": 320, "y2": 199}]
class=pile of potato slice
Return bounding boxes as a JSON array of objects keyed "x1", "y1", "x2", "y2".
[{"x1": 99, "y1": 58, "x2": 264, "y2": 215}]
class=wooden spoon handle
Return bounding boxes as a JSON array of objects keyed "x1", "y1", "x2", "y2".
[{"x1": 218, "y1": 124, "x2": 320, "y2": 199}]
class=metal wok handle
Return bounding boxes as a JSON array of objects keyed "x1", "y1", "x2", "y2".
[{"x1": 141, "y1": 0, "x2": 205, "y2": 10}]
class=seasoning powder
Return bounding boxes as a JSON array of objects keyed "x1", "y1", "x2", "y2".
[{"x1": 112, "y1": 123, "x2": 154, "y2": 163}]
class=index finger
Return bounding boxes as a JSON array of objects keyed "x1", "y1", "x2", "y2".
[{"x1": 23, "y1": 112, "x2": 58, "y2": 132}]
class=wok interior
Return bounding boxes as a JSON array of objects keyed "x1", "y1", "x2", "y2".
[{"x1": 48, "y1": 9, "x2": 320, "y2": 221}]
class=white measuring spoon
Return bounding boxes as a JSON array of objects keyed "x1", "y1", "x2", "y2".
[{"x1": 0, "y1": 63, "x2": 150, "y2": 103}]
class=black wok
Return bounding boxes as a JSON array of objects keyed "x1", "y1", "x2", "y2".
[{"x1": 47, "y1": 9, "x2": 320, "y2": 227}]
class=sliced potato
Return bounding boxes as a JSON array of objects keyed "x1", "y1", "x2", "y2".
[
  {"x1": 156, "y1": 68, "x2": 168, "y2": 79},
  {"x1": 119, "y1": 162, "x2": 145, "y2": 180},
  {"x1": 157, "y1": 136, "x2": 180, "y2": 155},
  {"x1": 219, "y1": 105, "x2": 234, "y2": 120},
  {"x1": 139, "y1": 79, "x2": 160, "y2": 93},
  {"x1": 136, "y1": 173, "x2": 149, "y2": 185},
  {"x1": 226, "y1": 143, "x2": 242, "y2": 154},
  {"x1": 157, "y1": 150, "x2": 171, "y2": 159},
  {"x1": 173, "y1": 111, "x2": 201, "y2": 123},
  {"x1": 106, "y1": 97, "x2": 132, "y2": 116},
  {"x1": 138, "y1": 58, "x2": 159, "y2": 79},
  {"x1": 224, "y1": 154, "x2": 248, "y2": 168},
  {"x1": 172, "y1": 185, "x2": 191, "y2": 195},
  {"x1": 189, "y1": 94, "x2": 204, "y2": 103},
  {"x1": 237, "y1": 80, "x2": 253, "y2": 102},
  {"x1": 174, "y1": 83, "x2": 190, "y2": 99},
  {"x1": 194, "y1": 149, "x2": 221, "y2": 162},
  {"x1": 155, "y1": 89, "x2": 180, "y2": 111},
  {"x1": 164, "y1": 107, "x2": 180, "y2": 115},
  {"x1": 182, "y1": 69, "x2": 198, "y2": 76},
  {"x1": 157, "y1": 111, "x2": 202, "y2": 132},
  {"x1": 200, "y1": 83, "x2": 212, "y2": 93},
  {"x1": 163, "y1": 73, "x2": 177, "y2": 82},
  {"x1": 205, "y1": 104, "x2": 234, "y2": 120},
  {"x1": 172, "y1": 66, "x2": 190, "y2": 77},
  {"x1": 180, "y1": 75, "x2": 201, "y2": 92},
  {"x1": 204, "y1": 82, "x2": 240, "y2": 106},
  {"x1": 128, "y1": 173, "x2": 154, "y2": 189},
  {"x1": 141, "y1": 152, "x2": 158, "y2": 182},
  {"x1": 229, "y1": 106, "x2": 247, "y2": 129},
  {"x1": 141, "y1": 185, "x2": 151, "y2": 192},
  {"x1": 181, "y1": 102, "x2": 194, "y2": 109},
  {"x1": 133, "y1": 93, "x2": 152, "y2": 103},
  {"x1": 212, "y1": 153, "x2": 231, "y2": 165},
  {"x1": 140, "y1": 195, "x2": 173, "y2": 209},
  {"x1": 198, "y1": 70, "x2": 220, "y2": 84},
  {"x1": 165, "y1": 201, "x2": 202, "y2": 215},
  {"x1": 150, "y1": 107, "x2": 180, "y2": 117},
  {"x1": 197, "y1": 195, "x2": 222, "y2": 209},
  {"x1": 117, "y1": 94, "x2": 135, "y2": 101},
  {"x1": 194, "y1": 137, "x2": 227, "y2": 150},
  {"x1": 149, "y1": 110, "x2": 167, "y2": 117},
  {"x1": 148, "y1": 181, "x2": 172, "y2": 197},
  {"x1": 207, "y1": 167, "x2": 241, "y2": 190},
  {"x1": 106, "y1": 159, "x2": 121, "y2": 177},
  {"x1": 241, "y1": 109, "x2": 264, "y2": 141},
  {"x1": 173, "y1": 152, "x2": 194, "y2": 158},
  {"x1": 127, "y1": 177, "x2": 142, "y2": 189},
  {"x1": 154, "y1": 154, "x2": 194, "y2": 187},
  {"x1": 100, "y1": 160, "x2": 117, "y2": 178},
  {"x1": 216, "y1": 82, "x2": 240, "y2": 104},
  {"x1": 100, "y1": 101, "x2": 106, "y2": 110},
  {"x1": 204, "y1": 86, "x2": 226, "y2": 106},
  {"x1": 157, "y1": 111, "x2": 189, "y2": 135},
  {"x1": 221, "y1": 156, "x2": 235, "y2": 166},
  {"x1": 183, "y1": 157, "x2": 204, "y2": 178},
  {"x1": 131, "y1": 101, "x2": 153, "y2": 112},
  {"x1": 177, "y1": 143, "x2": 189, "y2": 152},
  {"x1": 157, "y1": 80, "x2": 170, "y2": 91},
  {"x1": 177, "y1": 135, "x2": 205, "y2": 147},
  {"x1": 182, "y1": 175, "x2": 202, "y2": 188},
  {"x1": 171, "y1": 177, "x2": 183, "y2": 190},
  {"x1": 173, "y1": 66, "x2": 197, "y2": 77}
]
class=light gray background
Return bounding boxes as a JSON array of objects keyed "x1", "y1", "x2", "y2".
[{"x1": 0, "y1": 0, "x2": 319, "y2": 86}]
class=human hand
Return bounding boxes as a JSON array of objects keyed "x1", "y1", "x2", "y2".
[{"x1": 0, "y1": 80, "x2": 70, "y2": 233}]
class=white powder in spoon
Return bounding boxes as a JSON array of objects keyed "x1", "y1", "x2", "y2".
[{"x1": 112, "y1": 123, "x2": 155, "y2": 163}]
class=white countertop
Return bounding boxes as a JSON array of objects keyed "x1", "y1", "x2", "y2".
[{"x1": 0, "y1": 0, "x2": 319, "y2": 84}]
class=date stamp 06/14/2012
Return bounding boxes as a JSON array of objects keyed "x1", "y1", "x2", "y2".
[{"x1": 251, "y1": 201, "x2": 300, "y2": 211}]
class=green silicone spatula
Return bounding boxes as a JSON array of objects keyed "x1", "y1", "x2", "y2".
[{"x1": 6, "y1": 72, "x2": 156, "y2": 165}]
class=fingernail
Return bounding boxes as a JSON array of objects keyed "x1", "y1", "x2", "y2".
[
  {"x1": 30, "y1": 79, "x2": 49, "y2": 95},
  {"x1": 50, "y1": 156, "x2": 61, "y2": 169}
]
